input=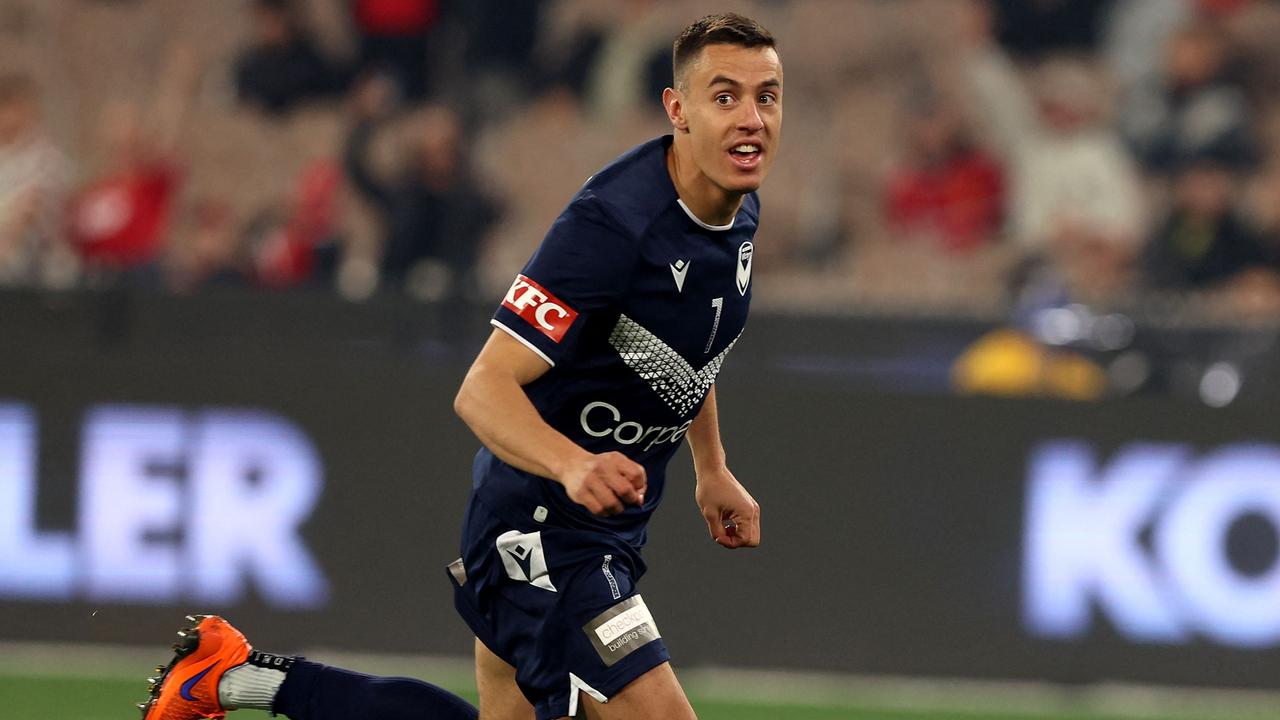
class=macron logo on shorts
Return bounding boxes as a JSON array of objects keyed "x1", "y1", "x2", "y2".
[
  {"x1": 496, "y1": 530, "x2": 557, "y2": 592},
  {"x1": 503, "y1": 274, "x2": 578, "y2": 343}
]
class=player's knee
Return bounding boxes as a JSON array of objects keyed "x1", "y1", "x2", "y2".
[{"x1": 586, "y1": 663, "x2": 695, "y2": 719}]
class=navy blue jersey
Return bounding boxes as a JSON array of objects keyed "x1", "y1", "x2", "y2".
[{"x1": 476, "y1": 135, "x2": 759, "y2": 547}]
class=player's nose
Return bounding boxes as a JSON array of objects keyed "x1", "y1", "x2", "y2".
[{"x1": 737, "y1": 103, "x2": 765, "y2": 132}]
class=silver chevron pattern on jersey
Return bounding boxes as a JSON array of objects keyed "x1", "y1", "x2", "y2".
[{"x1": 608, "y1": 314, "x2": 739, "y2": 416}]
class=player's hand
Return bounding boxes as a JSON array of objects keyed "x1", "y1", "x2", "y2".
[
  {"x1": 558, "y1": 451, "x2": 647, "y2": 517},
  {"x1": 695, "y1": 466, "x2": 760, "y2": 549}
]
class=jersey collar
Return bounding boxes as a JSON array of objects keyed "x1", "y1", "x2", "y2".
[{"x1": 676, "y1": 198, "x2": 735, "y2": 231}]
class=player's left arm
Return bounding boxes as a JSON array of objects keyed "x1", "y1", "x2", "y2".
[{"x1": 689, "y1": 385, "x2": 761, "y2": 549}]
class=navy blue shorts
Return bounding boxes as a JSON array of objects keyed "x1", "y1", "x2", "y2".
[{"x1": 446, "y1": 494, "x2": 669, "y2": 720}]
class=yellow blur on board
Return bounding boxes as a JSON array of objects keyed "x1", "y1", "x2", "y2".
[{"x1": 951, "y1": 328, "x2": 1107, "y2": 401}]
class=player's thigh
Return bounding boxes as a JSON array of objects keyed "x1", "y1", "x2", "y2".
[
  {"x1": 578, "y1": 662, "x2": 695, "y2": 720},
  {"x1": 474, "y1": 637, "x2": 536, "y2": 720}
]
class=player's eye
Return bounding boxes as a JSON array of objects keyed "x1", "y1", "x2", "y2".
[
  {"x1": 758, "y1": 93, "x2": 776, "y2": 106},
  {"x1": 715, "y1": 94, "x2": 734, "y2": 107}
]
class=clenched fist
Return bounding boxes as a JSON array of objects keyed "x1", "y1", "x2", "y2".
[{"x1": 558, "y1": 451, "x2": 647, "y2": 516}]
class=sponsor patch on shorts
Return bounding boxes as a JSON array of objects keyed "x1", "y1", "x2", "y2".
[{"x1": 582, "y1": 595, "x2": 661, "y2": 667}]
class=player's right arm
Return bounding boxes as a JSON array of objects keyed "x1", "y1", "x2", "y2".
[{"x1": 454, "y1": 328, "x2": 647, "y2": 516}]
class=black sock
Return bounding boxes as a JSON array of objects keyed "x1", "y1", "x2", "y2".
[{"x1": 272, "y1": 659, "x2": 478, "y2": 720}]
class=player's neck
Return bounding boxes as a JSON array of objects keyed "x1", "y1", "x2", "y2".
[{"x1": 666, "y1": 143, "x2": 743, "y2": 227}]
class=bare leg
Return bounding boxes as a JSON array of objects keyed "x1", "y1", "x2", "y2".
[
  {"x1": 474, "y1": 638, "x2": 536, "y2": 720},
  {"x1": 578, "y1": 662, "x2": 696, "y2": 720}
]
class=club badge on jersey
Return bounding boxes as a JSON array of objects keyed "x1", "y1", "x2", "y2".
[{"x1": 503, "y1": 274, "x2": 578, "y2": 342}]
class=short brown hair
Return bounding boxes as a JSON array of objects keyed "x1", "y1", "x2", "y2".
[{"x1": 672, "y1": 13, "x2": 776, "y2": 90}]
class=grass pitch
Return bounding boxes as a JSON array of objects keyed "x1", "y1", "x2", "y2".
[
  {"x1": 1, "y1": 672, "x2": 1142, "y2": 720},
  {"x1": 3, "y1": 644, "x2": 1273, "y2": 720}
]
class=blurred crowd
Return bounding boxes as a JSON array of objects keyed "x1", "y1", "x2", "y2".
[
  {"x1": 868, "y1": 0, "x2": 1280, "y2": 323},
  {"x1": 4, "y1": 0, "x2": 1280, "y2": 320}
]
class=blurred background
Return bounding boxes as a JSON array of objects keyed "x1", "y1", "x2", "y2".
[{"x1": 4, "y1": 0, "x2": 1280, "y2": 718}]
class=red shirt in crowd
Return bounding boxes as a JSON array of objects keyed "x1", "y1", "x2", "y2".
[
  {"x1": 68, "y1": 162, "x2": 182, "y2": 268},
  {"x1": 353, "y1": 0, "x2": 438, "y2": 36},
  {"x1": 254, "y1": 161, "x2": 341, "y2": 288},
  {"x1": 884, "y1": 150, "x2": 1005, "y2": 253}
]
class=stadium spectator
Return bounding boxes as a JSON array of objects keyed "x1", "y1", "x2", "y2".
[
  {"x1": 453, "y1": 0, "x2": 544, "y2": 113},
  {"x1": 528, "y1": 0, "x2": 609, "y2": 101},
  {"x1": 1119, "y1": 16, "x2": 1260, "y2": 173},
  {"x1": 0, "y1": 72, "x2": 75, "y2": 288},
  {"x1": 989, "y1": 0, "x2": 1115, "y2": 60},
  {"x1": 344, "y1": 76, "x2": 500, "y2": 300},
  {"x1": 165, "y1": 198, "x2": 248, "y2": 294},
  {"x1": 461, "y1": 0, "x2": 542, "y2": 77},
  {"x1": 581, "y1": 0, "x2": 676, "y2": 124},
  {"x1": 245, "y1": 160, "x2": 344, "y2": 290},
  {"x1": 235, "y1": 0, "x2": 347, "y2": 116},
  {"x1": 67, "y1": 103, "x2": 182, "y2": 283},
  {"x1": 168, "y1": 162, "x2": 342, "y2": 294},
  {"x1": 1217, "y1": 0, "x2": 1280, "y2": 101},
  {"x1": 1143, "y1": 158, "x2": 1277, "y2": 295},
  {"x1": 351, "y1": 0, "x2": 441, "y2": 102},
  {"x1": 959, "y1": 0, "x2": 1145, "y2": 279},
  {"x1": 882, "y1": 87, "x2": 1005, "y2": 253},
  {"x1": 1103, "y1": 0, "x2": 1193, "y2": 92},
  {"x1": 67, "y1": 43, "x2": 200, "y2": 282}
]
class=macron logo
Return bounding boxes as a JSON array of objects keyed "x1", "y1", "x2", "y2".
[
  {"x1": 670, "y1": 260, "x2": 689, "y2": 292},
  {"x1": 503, "y1": 274, "x2": 578, "y2": 343},
  {"x1": 496, "y1": 530, "x2": 556, "y2": 592}
]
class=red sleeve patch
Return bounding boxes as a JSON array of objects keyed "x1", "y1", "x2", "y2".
[{"x1": 501, "y1": 274, "x2": 579, "y2": 343}]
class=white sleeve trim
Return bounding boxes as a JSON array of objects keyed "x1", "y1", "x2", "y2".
[
  {"x1": 490, "y1": 319, "x2": 556, "y2": 368},
  {"x1": 568, "y1": 672, "x2": 609, "y2": 715},
  {"x1": 677, "y1": 198, "x2": 735, "y2": 231}
]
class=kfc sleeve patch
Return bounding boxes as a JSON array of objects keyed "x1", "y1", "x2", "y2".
[
  {"x1": 502, "y1": 274, "x2": 579, "y2": 343},
  {"x1": 582, "y1": 595, "x2": 661, "y2": 667}
]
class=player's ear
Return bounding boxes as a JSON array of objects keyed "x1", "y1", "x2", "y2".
[{"x1": 663, "y1": 87, "x2": 689, "y2": 133}]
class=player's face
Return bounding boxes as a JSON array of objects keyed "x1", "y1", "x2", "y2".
[{"x1": 673, "y1": 44, "x2": 783, "y2": 195}]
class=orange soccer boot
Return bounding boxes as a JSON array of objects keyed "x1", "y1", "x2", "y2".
[{"x1": 139, "y1": 614, "x2": 252, "y2": 720}]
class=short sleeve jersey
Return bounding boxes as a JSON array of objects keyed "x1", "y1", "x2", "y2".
[{"x1": 476, "y1": 135, "x2": 759, "y2": 547}]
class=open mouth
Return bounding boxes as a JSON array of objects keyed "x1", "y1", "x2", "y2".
[{"x1": 728, "y1": 143, "x2": 762, "y2": 169}]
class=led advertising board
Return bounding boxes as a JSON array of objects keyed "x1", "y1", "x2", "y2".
[{"x1": 2, "y1": 294, "x2": 1278, "y2": 689}]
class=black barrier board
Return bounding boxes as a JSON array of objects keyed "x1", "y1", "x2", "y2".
[{"x1": 1, "y1": 292, "x2": 1278, "y2": 689}]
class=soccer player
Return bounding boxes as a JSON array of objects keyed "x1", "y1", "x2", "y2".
[{"x1": 140, "y1": 12, "x2": 782, "y2": 720}]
